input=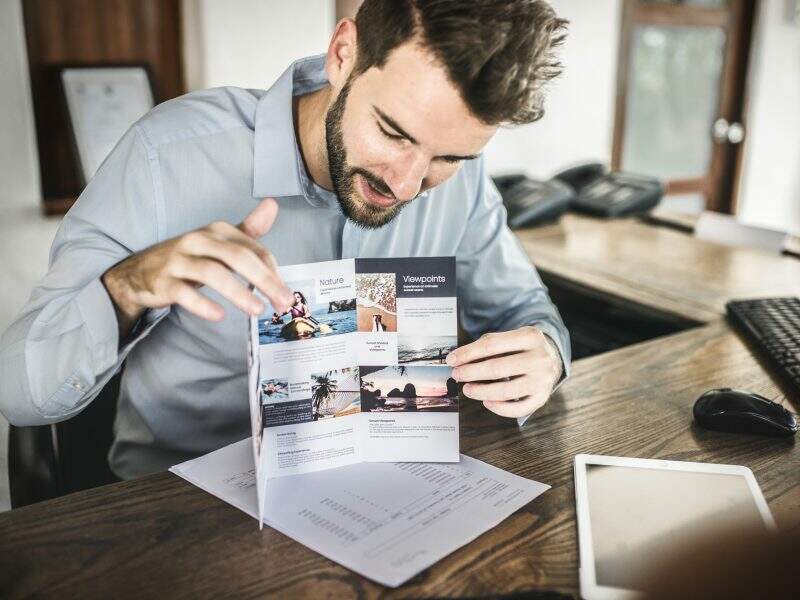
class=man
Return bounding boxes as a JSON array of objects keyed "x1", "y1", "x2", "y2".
[{"x1": 0, "y1": 0, "x2": 571, "y2": 479}]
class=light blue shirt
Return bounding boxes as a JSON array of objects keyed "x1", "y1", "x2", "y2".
[{"x1": 0, "y1": 55, "x2": 570, "y2": 478}]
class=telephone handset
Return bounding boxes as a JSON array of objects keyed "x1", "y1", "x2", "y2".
[{"x1": 552, "y1": 162, "x2": 606, "y2": 193}]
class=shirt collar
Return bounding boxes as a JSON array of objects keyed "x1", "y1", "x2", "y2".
[{"x1": 252, "y1": 54, "x2": 337, "y2": 207}]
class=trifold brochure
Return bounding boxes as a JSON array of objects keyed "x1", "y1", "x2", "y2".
[{"x1": 247, "y1": 257, "x2": 459, "y2": 525}]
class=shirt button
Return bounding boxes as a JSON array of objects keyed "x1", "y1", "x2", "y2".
[{"x1": 71, "y1": 380, "x2": 85, "y2": 392}]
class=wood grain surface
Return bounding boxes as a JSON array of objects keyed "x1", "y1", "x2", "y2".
[
  {"x1": 1, "y1": 320, "x2": 798, "y2": 599},
  {"x1": 517, "y1": 214, "x2": 800, "y2": 323}
]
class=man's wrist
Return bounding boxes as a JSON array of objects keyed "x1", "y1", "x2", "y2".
[
  {"x1": 539, "y1": 330, "x2": 564, "y2": 390},
  {"x1": 102, "y1": 264, "x2": 145, "y2": 341}
]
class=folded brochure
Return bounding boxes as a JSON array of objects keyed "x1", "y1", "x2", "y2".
[{"x1": 248, "y1": 256, "x2": 460, "y2": 525}]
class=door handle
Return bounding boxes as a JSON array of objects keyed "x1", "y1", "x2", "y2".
[{"x1": 712, "y1": 118, "x2": 745, "y2": 144}]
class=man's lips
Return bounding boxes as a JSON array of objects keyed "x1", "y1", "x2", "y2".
[{"x1": 356, "y1": 174, "x2": 396, "y2": 208}]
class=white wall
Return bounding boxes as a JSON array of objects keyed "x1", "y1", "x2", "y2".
[
  {"x1": 181, "y1": 0, "x2": 335, "y2": 91},
  {"x1": 483, "y1": 0, "x2": 623, "y2": 178},
  {"x1": 736, "y1": 0, "x2": 800, "y2": 234},
  {"x1": 0, "y1": 0, "x2": 40, "y2": 205},
  {"x1": 0, "y1": 0, "x2": 54, "y2": 512}
]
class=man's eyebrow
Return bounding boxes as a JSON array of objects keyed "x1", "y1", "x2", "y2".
[
  {"x1": 374, "y1": 106, "x2": 418, "y2": 144},
  {"x1": 373, "y1": 105, "x2": 480, "y2": 162}
]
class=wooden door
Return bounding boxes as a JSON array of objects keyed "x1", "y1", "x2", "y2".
[{"x1": 612, "y1": 0, "x2": 756, "y2": 213}]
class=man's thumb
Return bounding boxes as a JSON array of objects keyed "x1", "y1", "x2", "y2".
[{"x1": 239, "y1": 197, "x2": 279, "y2": 239}]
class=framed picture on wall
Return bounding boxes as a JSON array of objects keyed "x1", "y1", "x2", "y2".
[{"x1": 60, "y1": 66, "x2": 155, "y2": 185}]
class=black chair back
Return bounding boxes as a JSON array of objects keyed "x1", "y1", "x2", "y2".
[{"x1": 8, "y1": 371, "x2": 121, "y2": 508}]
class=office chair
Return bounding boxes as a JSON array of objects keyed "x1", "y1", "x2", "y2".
[{"x1": 8, "y1": 370, "x2": 122, "y2": 508}]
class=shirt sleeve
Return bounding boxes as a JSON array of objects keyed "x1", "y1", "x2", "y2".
[
  {"x1": 0, "y1": 125, "x2": 170, "y2": 426},
  {"x1": 456, "y1": 157, "x2": 572, "y2": 425}
]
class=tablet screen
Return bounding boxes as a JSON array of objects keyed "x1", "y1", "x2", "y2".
[{"x1": 586, "y1": 464, "x2": 767, "y2": 590}]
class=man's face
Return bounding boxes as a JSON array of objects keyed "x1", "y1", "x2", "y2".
[{"x1": 325, "y1": 42, "x2": 498, "y2": 228}]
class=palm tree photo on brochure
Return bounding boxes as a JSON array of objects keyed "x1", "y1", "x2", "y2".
[{"x1": 311, "y1": 366, "x2": 361, "y2": 420}]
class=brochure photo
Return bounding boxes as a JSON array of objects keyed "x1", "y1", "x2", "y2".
[{"x1": 247, "y1": 256, "x2": 458, "y2": 518}]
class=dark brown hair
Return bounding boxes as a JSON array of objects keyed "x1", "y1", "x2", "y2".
[{"x1": 353, "y1": 0, "x2": 568, "y2": 125}]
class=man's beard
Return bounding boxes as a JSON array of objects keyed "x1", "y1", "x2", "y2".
[{"x1": 324, "y1": 79, "x2": 407, "y2": 228}]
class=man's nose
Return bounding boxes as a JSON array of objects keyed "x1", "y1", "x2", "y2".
[{"x1": 385, "y1": 151, "x2": 429, "y2": 201}]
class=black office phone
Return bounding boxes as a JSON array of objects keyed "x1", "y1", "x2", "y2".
[
  {"x1": 494, "y1": 175, "x2": 575, "y2": 228},
  {"x1": 571, "y1": 172, "x2": 663, "y2": 218},
  {"x1": 493, "y1": 163, "x2": 663, "y2": 228}
]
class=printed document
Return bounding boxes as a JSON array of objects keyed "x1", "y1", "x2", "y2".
[
  {"x1": 247, "y1": 257, "x2": 459, "y2": 523},
  {"x1": 170, "y1": 438, "x2": 550, "y2": 587}
]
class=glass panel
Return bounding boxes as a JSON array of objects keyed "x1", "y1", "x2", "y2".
[
  {"x1": 586, "y1": 465, "x2": 767, "y2": 590},
  {"x1": 658, "y1": 192, "x2": 705, "y2": 214},
  {"x1": 621, "y1": 25, "x2": 726, "y2": 180}
]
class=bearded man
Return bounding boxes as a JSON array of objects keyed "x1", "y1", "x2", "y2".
[{"x1": 0, "y1": 0, "x2": 571, "y2": 479}]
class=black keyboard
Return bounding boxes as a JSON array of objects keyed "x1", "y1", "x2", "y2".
[{"x1": 727, "y1": 297, "x2": 800, "y2": 397}]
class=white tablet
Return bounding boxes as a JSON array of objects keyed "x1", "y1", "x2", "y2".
[{"x1": 574, "y1": 454, "x2": 776, "y2": 600}]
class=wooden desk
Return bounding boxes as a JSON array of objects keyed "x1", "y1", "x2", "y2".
[
  {"x1": 2, "y1": 321, "x2": 797, "y2": 598},
  {"x1": 517, "y1": 214, "x2": 800, "y2": 323}
]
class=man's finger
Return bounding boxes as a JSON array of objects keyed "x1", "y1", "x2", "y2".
[
  {"x1": 174, "y1": 256, "x2": 265, "y2": 316},
  {"x1": 238, "y1": 197, "x2": 279, "y2": 239},
  {"x1": 452, "y1": 351, "x2": 531, "y2": 383},
  {"x1": 208, "y1": 223, "x2": 285, "y2": 277},
  {"x1": 188, "y1": 236, "x2": 293, "y2": 310},
  {"x1": 171, "y1": 282, "x2": 225, "y2": 321},
  {"x1": 447, "y1": 328, "x2": 536, "y2": 367},
  {"x1": 483, "y1": 396, "x2": 547, "y2": 418},
  {"x1": 463, "y1": 375, "x2": 533, "y2": 402}
]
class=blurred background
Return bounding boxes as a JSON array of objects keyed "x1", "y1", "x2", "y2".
[{"x1": 0, "y1": 0, "x2": 798, "y2": 510}]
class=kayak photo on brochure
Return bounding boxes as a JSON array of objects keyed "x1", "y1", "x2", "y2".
[
  {"x1": 258, "y1": 279, "x2": 357, "y2": 344},
  {"x1": 247, "y1": 256, "x2": 459, "y2": 525}
]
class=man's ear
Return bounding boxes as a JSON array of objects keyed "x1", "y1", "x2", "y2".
[{"x1": 325, "y1": 18, "x2": 358, "y2": 91}]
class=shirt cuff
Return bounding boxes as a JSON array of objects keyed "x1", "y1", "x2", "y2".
[
  {"x1": 41, "y1": 298, "x2": 170, "y2": 418},
  {"x1": 76, "y1": 278, "x2": 170, "y2": 376},
  {"x1": 74, "y1": 277, "x2": 121, "y2": 374}
]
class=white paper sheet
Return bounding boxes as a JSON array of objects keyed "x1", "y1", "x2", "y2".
[{"x1": 170, "y1": 438, "x2": 550, "y2": 587}]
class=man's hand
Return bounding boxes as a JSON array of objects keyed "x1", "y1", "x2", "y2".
[
  {"x1": 102, "y1": 197, "x2": 294, "y2": 338},
  {"x1": 447, "y1": 326, "x2": 562, "y2": 418}
]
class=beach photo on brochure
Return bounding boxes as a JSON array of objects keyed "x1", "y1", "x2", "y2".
[
  {"x1": 356, "y1": 271, "x2": 397, "y2": 332},
  {"x1": 360, "y1": 365, "x2": 459, "y2": 412},
  {"x1": 259, "y1": 378, "x2": 289, "y2": 404},
  {"x1": 258, "y1": 277, "x2": 356, "y2": 344},
  {"x1": 397, "y1": 334, "x2": 457, "y2": 365}
]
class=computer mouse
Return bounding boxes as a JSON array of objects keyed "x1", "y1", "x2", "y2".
[{"x1": 693, "y1": 388, "x2": 797, "y2": 437}]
